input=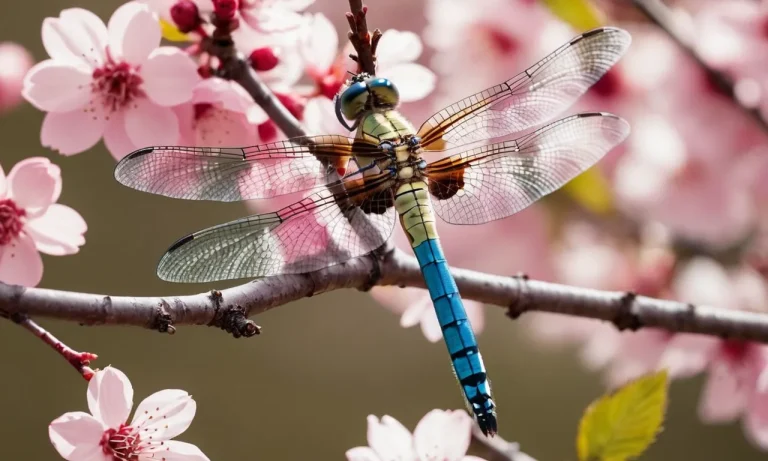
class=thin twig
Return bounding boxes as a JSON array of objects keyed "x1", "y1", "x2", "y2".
[
  {"x1": 346, "y1": 0, "x2": 381, "y2": 75},
  {"x1": 631, "y1": 0, "x2": 768, "y2": 134},
  {"x1": 3, "y1": 247, "x2": 768, "y2": 342},
  {"x1": 0, "y1": 311, "x2": 97, "y2": 380}
]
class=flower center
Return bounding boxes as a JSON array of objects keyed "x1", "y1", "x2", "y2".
[
  {"x1": 0, "y1": 198, "x2": 25, "y2": 245},
  {"x1": 101, "y1": 424, "x2": 141, "y2": 461},
  {"x1": 91, "y1": 49, "x2": 145, "y2": 113}
]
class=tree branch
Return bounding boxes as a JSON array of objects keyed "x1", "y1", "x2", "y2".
[
  {"x1": 346, "y1": 0, "x2": 381, "y2": 75},
  {"x1": 631, "y1": 0, "x2": 768, "y2": 134},
  {"x1": 3, "y1": 247, "x2": 768, "y2": 342},
  {"x1": 0, "y1": 311, "x2": 97, "y2": 380}
]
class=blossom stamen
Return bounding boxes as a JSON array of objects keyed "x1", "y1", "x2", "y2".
[
  {"x1": 91, "y1": 49, "x2": 145, "y2": 113},
  {"x1": 101, "y1": 424, "x2": 141, "y2": 461},
  {"x1": 0, "y1": 198, "x2": 26, "y2": 245}
]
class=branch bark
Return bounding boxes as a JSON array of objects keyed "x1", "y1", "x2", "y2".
[{"x1": 3, "y1": 247, "x2": 768, "y2": 342}]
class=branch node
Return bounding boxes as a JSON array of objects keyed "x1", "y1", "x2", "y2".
[
  {"x1": 153, "y1": 305, "x2": 176, "y2": 335},
  {"x1": 507, "y1": 274, "x2": 530, "y2": 319},
  {"x1": 613, "y1": 291, "x2": 642, "y2": 331},
  {"x1": 216, "y1": 305, "x2": 262, "y2": 338}
]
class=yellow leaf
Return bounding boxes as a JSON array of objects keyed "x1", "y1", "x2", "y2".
[
  {"x1": 562, "y1": 169, "x2": 614, "y2": 215},
  {"x1": 577, "y1": 370, "x2": 669, "y2": 461},
  {"x1": 160, "y1": 19, "x2": 190, "y2": 42},
  {"x1": 541, "y1": 0, "x2": 604, "y2": 31}
]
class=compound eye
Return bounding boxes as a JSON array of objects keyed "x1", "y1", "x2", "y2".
[
  {"x1": 339, "y1": 82, "x2": 369, "y2": 120},
  {"x1": 408, "y1": 136, "x2": 421, "y2": 147},
  {"x1": 367, "y1": 77, "x2": 400, "y2": 108}
]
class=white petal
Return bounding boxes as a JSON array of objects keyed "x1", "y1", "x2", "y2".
[
  {"x1": 22, "y1": 60, "x2": 91, "y2": 112},
  {"x1": 103, "y1": 111, "x2": 139, "y2": 161},
  {"x1": 0, "y1": 234, "x2": 43, "y2": 287},
  {"x1": 25, "y1": 204, "x2": 87, "y2": 256},
  {"x1": 300, "y1": 13, "x2": 337, "y2": 73},
  {"x1": 49, "y1": 411, "x2": 108, "y2": 461},
  {"x1": 420, "y1": 311, "x2": 445, "y2": 344},
  {"x1": 377, "y1": 30, "x2": 423, "y2": 69},
  {"x1": 132, "y1": 389, "x2": 196, "y2": 440},
  {"x1": 87, "y1": 366, "x2": 134, "y2": 428},
  {"x1": 42, "y1": 10, "x2": 105, "y2": 67},
  {"x1": 141, "y1": 47, "x2": 199, "y2": 106},
  {"x1": 378, "y1": 64, "x2": 435, "y2": 102},
  {"x1": 367, "y1": 415, "x2": 416, "y2": 461},
  {"x1": 124, "y1": 99, "x2": 180, "y2": 147},
  {"x1": 698, "y1": 362, "x2": 747, "y2": 423},
  {"x1": 414, "y1": 410, "x2": 472, "y2": 461},
  {"x1": 346, "y1": 447, "x2": 382, "y2": 461},
  {"x1": 0, "y1": 163, "x2": 6, "y2": 197},
  {"x1": 108, "y1": 2, "x2": 160, "y2": 64},
  {"x1": 141, "y1": 440, "x2": 210, "y2": 461},
  {"x1": 400, "y1": 295, "x2": 430, "y2": 329}
]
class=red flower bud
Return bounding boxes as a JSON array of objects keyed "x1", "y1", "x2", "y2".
[
  {"x1": 318, "y1": 74, "x2": 344, "y2": 100},
  {"x1": 212, "y1": 0, "x2": 238, "y2": 21},
  {"x1": 258, "y1": 121, "x2": 278, "y2": 142},
  {"x1": 275, "y1": 92, "x2": 305, "y2": 121},
  {"x1": 170, "y1": 0, "x2": 202, "y2": 33},
  {"x1": 249, "y1": 47, "x2": 279, "y2": 72}
]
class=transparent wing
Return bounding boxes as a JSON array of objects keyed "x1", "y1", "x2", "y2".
[
  {"x1": 425, "y1": 113, "x2": 630, "y2": 225},
  {"x1": 114, "y1": 135, "x2": 386, "y2": 202},
  {"x1": 156, "y1": 174, "x2": 397, "y2": 283},
  {"x1": 417, "y1": 27, "x2": 631, "y2": 151}
]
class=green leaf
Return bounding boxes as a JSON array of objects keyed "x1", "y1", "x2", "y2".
[
  {"x1": 160, "y1": 19, "x2": 190, "y2": 42},
  {"x1": 541, "y1": 0, "x2": 604, "y2": 31},
  {"x1": 562, "y1": 168, "x2": 614, "y2": 215},
  {"x1": 576, "y1": 370, "x2": 669, "y2": 461}
]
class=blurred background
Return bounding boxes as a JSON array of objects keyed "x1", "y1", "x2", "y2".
[{"x1": 3, "y1": 0, "x2": 768, "y2": 459}]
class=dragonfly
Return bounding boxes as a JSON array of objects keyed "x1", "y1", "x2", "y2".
[{"x1": 114, "y1": 26, "x2": 631, "y2": 436}]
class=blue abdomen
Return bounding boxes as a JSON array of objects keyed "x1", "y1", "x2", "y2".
[{"x1": 413, "y1": 238, "x2": 498, "y2": 436}]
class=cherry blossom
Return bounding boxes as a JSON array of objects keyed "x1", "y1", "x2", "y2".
[
  {"x1": 346, "y1": 410, "x2": 489, "y2": 461},
  {"x1": 49, "y1": 366, "x2": 209, "y2": 461},
  {"x1": 301, "y1": 13, "x2": 436, "y2": 135},
  {"x1": 22, "y1": 2, "x2": 200, "y2": 159},
  {"x1": 176, "y1": 77, "x2": 267, "y2": 147},
  {"x1": 0, "y1": 157, "x2": 86, "y2": 287},
  {"x1": 0, "y1": 42, "x2": 33, "y2": 113}
]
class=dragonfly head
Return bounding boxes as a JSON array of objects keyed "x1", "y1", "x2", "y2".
[{"x1": 335, "y1": 75, "x2": 401, "y2": 130}]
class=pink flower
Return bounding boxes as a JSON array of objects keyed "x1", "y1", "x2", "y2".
[
  {"x1": 0, "y1": 42, "x2": 33, "y2": 113},
  {"x1": 371, "y1": 286, "x2": 485, "y2": 343},
  {"x1": 0, "y1": 157, "x2": 86, "y2": 287},
  {"x1": 49, "y1": 366, "x2": 209, "y2": 461},
  {"x1": 301, "y1": 13, "x2": 436, "y2": 135},
  {"x1": 239, "y1": 0, "x2": 314, "y2": 33},
  {"x1": 176, "y1": 77, "x2": 267, "y2": 147},
  {"x1": 346, "y1": 410, "x2": 489, "y2": 461},
  {"x1": 23, "y1": 3, "x2": 200, "y2": 159}
]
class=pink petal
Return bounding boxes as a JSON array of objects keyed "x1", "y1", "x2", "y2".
[
  {"x1": 124, "y1": 99, "x2": 179, "y2": 148},
  {"x1": 25, "y1": 204, "x2": 87, "y2": 256},
  {"x1": 108, "y1": 2, "x2": 160, "y2": 64},
  {"x1": 464, "y1": 300, "x2": 485, "y2": 335},
  {"x1": 141, "y1": 47, "x2": 199, "y2": 106},
  {"x1": 421, "y1": 309, "x2": 445, "y2": 344},
  {"x1": 366, "y1": 415, "x2": 416, "y2": 461},
  {"x1": 377, "y1": 30, "x2": 423, "y2": 68},
  {"x1": 401, "y1": 295, "x2": 430, "y2": 329},
  {"x1": 103, "y1": 111, "x2": 139, "y2": 161},
  {"x1": 300, "y1": 13, "x2": 337, "y2": 73},
  {"x1": 698, "y1": 362, "x2": 748, "y2": 423},
  {"x1": 0, "y1": 42, "x2": 34, "y2": 112},
  {"x1": 346, "y1": 447, "x2": 381, "y2": 461},
  {"x1": 0, "y1": 163, "x2": 6, "y2": 197},
  {"x1": 41, "y1": 108, "x2": 107, "y2": 156},
  {"x1": 131, "y1": 390, "x2": 196, "y2": 440},
  {"x1": 378, "y1": 63, "x2": 436, "y2": 103},
  {"x1": 0, "y1": 235, "x2": 43, "y2": 286},
  {"x1": 413, "y1": 410, "x2": 472, "y2": 461},
  {"x1": 371, "y1": 285, "x2": 419, "y2": 316},
  {"x1": 49, "y1": 411, "x2": 108, "y2": 461},
  {"x1": 141, "y1": 440, "x2": 210, "y2": 461},
  {"x1": 42, "y1": 9, "x2": 106, "y2": 67},
  {"x1": 7, "y1": 157, "x2": 60, "y2": 216},
  {"x1": 87, "y1": 366, "x2": 134, "y2": 428},
  {"x1": 22, "y1": 60, "x2": 91, "y2": 112}
]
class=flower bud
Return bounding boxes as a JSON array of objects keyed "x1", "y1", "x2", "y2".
[
  {"x1": 258, "y1": 121, "x2": 278, "y2": 142},
  {"x1": 249, "y1": 47, "x2": 279, "y2": 72},
  {"x1": 170, "y1": 0, "x2": 202, "y2": 33},
  {"x1": 212, "y1": 0, "x2": 238, "y2": 21},
  {"x1": 275, "y1": 93, "x2": 305, "y2": 120}
]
